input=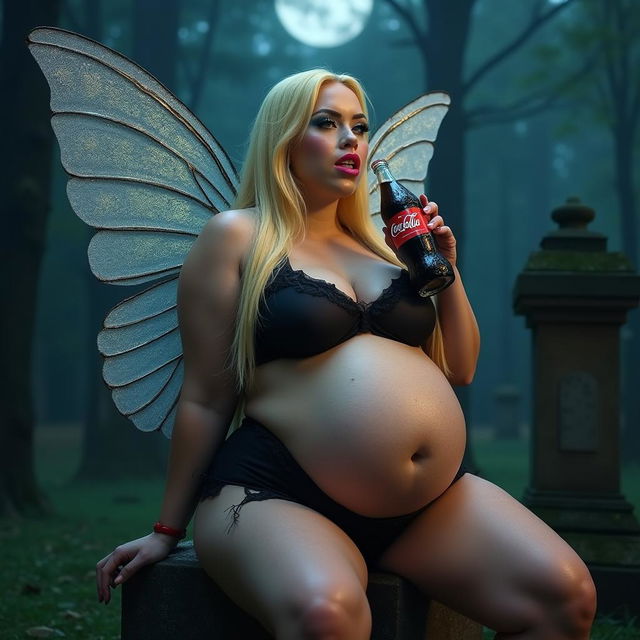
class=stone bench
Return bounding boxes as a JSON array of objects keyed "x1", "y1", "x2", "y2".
[{"x1": 121, "y1": 541, "x2": 483, "y2": 639}]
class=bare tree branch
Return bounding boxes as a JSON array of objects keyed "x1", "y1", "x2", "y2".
[
  {"x1": 381, "y1": 0, "x2": 427, "y2": 55},
  {"x1": 463, "y1": 0, "x2": 576, "y2": 96},
  {"x1": 467, "y1": 95, "x2": 573, "y2": 128},
  {"x1": 189, "y1": 0, "x2": 220, "y2": 112},
  {"x1": 467, "y1": 47, "x2": 598, "y2": 128},
  {"x1": 528, "y1": 0, "x2": 547, "y2": 23},
  {"x1": 600, "y1": 1, "x2": 622, "y2": 103}
]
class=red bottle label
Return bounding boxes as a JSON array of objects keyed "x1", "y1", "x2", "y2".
[{"x1": 387, "y1": 207, "x2": 429, "y2": 248}]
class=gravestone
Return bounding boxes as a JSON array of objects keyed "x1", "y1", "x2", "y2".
[{"x1": 513, "y1": 196, "x2": 640, "y2": 615}]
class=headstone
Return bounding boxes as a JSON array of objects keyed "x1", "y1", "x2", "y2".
[{"x1": 513, "y1": 196, "x2": 640, "y2": 615}]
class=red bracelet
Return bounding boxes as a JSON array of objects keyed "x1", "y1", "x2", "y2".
[{"x1": 153, "y1": 522, "x2": 186, "y2": 539}]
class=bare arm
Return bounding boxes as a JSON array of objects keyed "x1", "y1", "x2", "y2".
[
  {"x1": 96, "y1": 209, "x2": 254, "y2": 602},
  {"x1": 420, "y1": 195, "x2": 479, "y2": 385},
  {"x1": 434, "y1": 266, "x2": 480, "y2": 385},
  {"x1": 156, "y1": 209, "x2": 254, "y2": 533},
  {"x1": 382, "y1": 194, "x2": 480, "y2": 385}
]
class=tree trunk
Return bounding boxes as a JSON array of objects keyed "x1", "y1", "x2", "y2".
[
  {"x1": 606, "y1": 0, "x2": 640, "y2": 462},
  {"x1": 423, "y1": 0, "x2": 478, "y2": 473},
  {"x1": 133, "y1": 0, "x2": 181, "y2": 88},
  {"x1": 74, "y1": 0, "x2": 186, "y2": 479},
  {"x1": 0, "y1": 0, "x2": 62, "y2": 517},
  {"x1": 614, "y1": 113, "x2": 640, "y2": 463},
  {"x1": 74, "y1": 0, "x2": 157, "y2": 481},
  {"x1": 188, "y1": 0, "x2": 221, "y2": 113},
  {"x1": 423, "y1": 0, "x2": 474, "y2": 254},
  {"x1": 614, "y1": 114, "x2": 638, "y2": 271}
]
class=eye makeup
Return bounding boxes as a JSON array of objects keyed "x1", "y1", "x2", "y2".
[{"x1": 310, "y1": 114, "x2": 369, "y2": 134}]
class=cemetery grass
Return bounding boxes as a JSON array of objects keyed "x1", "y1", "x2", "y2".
[
  {"x1": 0, "y1": 425, "x2": 164, "y2": 640},
  {"x1": 0, "y1": 426, "x2": 638, "y2": 639},
  {"x1": 474, "y1": 433, "x2": 640, "y2": 639}
]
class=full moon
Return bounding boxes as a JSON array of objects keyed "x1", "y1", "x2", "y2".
[{"x1": 275, "y1": 0, "x2": 374, "y2": 48}]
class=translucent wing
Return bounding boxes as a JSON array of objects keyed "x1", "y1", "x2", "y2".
[
  {"x1": 368, "y1": 92, "x2": 450, "y2": 228},
  {"x1": 28, "y1": 26, "x2": 240, "y2": 438}
]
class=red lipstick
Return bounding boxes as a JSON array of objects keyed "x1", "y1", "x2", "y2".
[{"x1": 335, "y1": 153, "x2": 361, "y2": 176}]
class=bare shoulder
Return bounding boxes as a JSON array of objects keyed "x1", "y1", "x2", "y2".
[
  {"x1": 199, "y1": 207, "x2": 257, "y2": 242},
  {"x1": 193, "y1": 208, "x2": 257, "y2": 268},
  {"x1": 179, "y1": 209, "x2": 256, "y2": 286},
  {"x1": 176, "y1": 208, "x2": 257, "y2": 410}
]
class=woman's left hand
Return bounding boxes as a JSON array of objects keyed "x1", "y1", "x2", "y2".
[
  {"x1": 419, "y1": 194, "x2": 457, "y2": 266},
  {"x1": 383, "y1": 194, "x2": 457, "y2": 267}
]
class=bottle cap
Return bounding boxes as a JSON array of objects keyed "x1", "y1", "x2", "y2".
[{"x1": 370, "y1": 159, "x2": 388, "y2": 171}]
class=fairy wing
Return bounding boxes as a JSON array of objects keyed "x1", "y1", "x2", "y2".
[
  {"x1": 28, "y1": 26, "x2": 239, "y2": 438},
  {"x1": 368, "y1": 92, "x2": 450, "y2": 228}
]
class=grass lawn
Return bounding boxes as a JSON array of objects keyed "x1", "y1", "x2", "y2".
[
  {"x1": 0, "y1": 424, "x2": 638, "y2": 639},
  {"x1": 472, "y1": 432, "x2": 640, "y2": 639},
  {"x1": 1, "y1": 425, "x2": 164, "y2": 639}
]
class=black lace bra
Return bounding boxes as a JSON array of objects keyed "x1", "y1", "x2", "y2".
[{"x1": 254, "y1": 257, "x2": 436, "y2": 365}]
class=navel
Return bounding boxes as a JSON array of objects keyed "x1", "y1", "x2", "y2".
[{"x1": 411, "y1": 444, "x2": 430, "y2": 463}]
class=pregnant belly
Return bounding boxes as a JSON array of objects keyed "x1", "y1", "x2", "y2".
[{"x1": 245, "y1": 335, "x2": 467, "y2": 517}]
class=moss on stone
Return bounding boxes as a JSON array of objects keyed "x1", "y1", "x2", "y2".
[{"x1": 524, "y1": 251, "x2": 634, "y2": 272}]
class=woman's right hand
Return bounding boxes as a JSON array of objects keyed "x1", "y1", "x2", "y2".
[{"x1": 96, "y1": 532, "x2": 178, "y2": 604}]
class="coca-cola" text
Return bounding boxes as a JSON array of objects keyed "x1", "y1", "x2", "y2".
[
  {"x1": 386, "y1": 206, "x2": 429, "y2": 249},
  {"x1": 390, "y1": 212, "x2": 422, "y2": 237}
]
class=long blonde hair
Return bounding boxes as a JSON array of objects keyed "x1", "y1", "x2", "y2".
[{"x1": 228, "y1": 69, "x2": 448, "y2": 428}]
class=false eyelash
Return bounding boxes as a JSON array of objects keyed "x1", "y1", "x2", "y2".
[
  {"x1": 313, "y1": 117, "x2": 337, "y2": 128},
  {"x1": 312, "y1": 117, "x2": 369, "y2": 134}
]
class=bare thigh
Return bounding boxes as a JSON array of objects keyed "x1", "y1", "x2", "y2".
[
  {"x1": 193, "y1": 485, "x2": 371, "y2": 638},
  {"x1": 377, "y1": 474, "x2": 596, "y2": 635}
]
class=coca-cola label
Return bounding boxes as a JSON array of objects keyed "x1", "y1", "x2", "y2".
[{"x1": 387, "y1": 207, "x2": 429, "y2": 248}]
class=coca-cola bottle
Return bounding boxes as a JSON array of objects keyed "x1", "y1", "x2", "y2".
[{"x1": 371, "y1": 159, "x2": 455, "y2": 297}]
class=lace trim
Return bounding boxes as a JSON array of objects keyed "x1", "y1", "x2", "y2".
[
  {"x1": 224, "y1": 487, "x2": 287, "y2": 534},
  {"x1": 369, "y1": 270, "x2": 412, "y2": 315},
  {"x1": 264, "y1": 257, "x2": 408, "y2": 316}
]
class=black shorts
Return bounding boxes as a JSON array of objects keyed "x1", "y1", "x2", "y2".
[{"x1": 198, "y1": 416, "x2": 467, "y2": 567}]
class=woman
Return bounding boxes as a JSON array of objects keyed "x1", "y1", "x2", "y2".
[{"x1": 96, "y1": 69, "x2": 596, "y2": 639}]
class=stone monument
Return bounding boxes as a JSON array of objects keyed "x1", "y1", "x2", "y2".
[{"x1": 513, "y1": 197, "x2": 640, "y2": 615}]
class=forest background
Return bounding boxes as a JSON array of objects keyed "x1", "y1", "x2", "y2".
[
  {"x1": 1, "y1": 0, "x2": 639, "y2": 516},
  {"x1": 2, "y1": 0, "x2": 640, "y2": 636}
]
